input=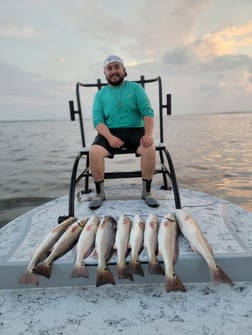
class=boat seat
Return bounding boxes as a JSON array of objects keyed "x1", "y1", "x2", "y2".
[{"x1": 58, "y1": 76, "x2": 181, "y2": 222}]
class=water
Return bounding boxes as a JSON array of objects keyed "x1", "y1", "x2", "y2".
[{"x1": 0, "y1": 113, "x2": 252, "y2": 228}]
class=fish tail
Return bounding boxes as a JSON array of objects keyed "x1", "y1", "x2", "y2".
[
  {"x1": 115, "y1": 265, "x2": 134, "y2": 281},
  {"x1": 148, "y1": 259, "x2": 165, "y2": 276},
  {"x1": 165, "y1": 272, "x2": 186, "y2": 292},
  {"x1": 126, "y1": 260, "x2": 144, "y2": 277},
  {"x1": 210, "y1": 265, "x2": 234, "y2": 287},
  {"x1": 71, "y1": 263, "x2": 89, "y2": 278},
  {"x1": 18, "y1": 270, "x2": 39, "y2": 286},
  {"x1": 34, "y1": 261, "x2": 52, "y2": 279},
  {"x1": 96, "y1": 267, "x2": 115, "y2": 287}
]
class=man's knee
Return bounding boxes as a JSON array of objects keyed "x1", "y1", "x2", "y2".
[
  {"x1": 137, "y1": 144, "x2": 155, "y2": 157},
  {"x1": 89, "y1": 144, "x2": 109, "y2": 160}
]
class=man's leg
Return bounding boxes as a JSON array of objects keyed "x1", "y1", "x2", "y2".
[
  {"x1": 89, "y1": 144, "x2": 109, "y2": 209},
  {"x1": 137, "y1": 144, "x2": 159, "y2": 207}
]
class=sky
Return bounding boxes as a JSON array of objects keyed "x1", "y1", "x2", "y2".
[{"x1": 0, "y1": 0, "x2": 252, "y2": 121}]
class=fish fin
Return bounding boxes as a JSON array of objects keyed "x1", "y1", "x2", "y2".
[
  {"x1": 96, "y1": 267, "x2": 115, "y2": 287},
  {"x1": 148, "y1": 259, "x2": 165, "y2": 276},
  {"x1": 34, "y1": 261, "x2": 52, "y2": 279},
  {"x1": 18, "y1": 270, "x2": 39, "y2": 286},
  {"x1": 210, "y1": 265, "x2": 234, "y2": 287},
  {"x1": 165, "y1": 272, "x2": 186, "y2": 292},
  {"x1": 126, "y1": 260, "x2": 144, "y2": 277},
  {"x1": 91, "y1": 249, "x2": 98, "y2": 258},
  {"x1": 83, "y1": 244, "x2": 95, "y2": 259},
  {"x1": 71, "y1": 263, "x2": 89, "y2": 278},
  {"x1": 115, "y1": 265, "x2": 134, "y2": 281}
]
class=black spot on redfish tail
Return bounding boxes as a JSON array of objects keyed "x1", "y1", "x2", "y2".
[
  {"x1": 115, "y1": 265, "x2": 134, "y2": 281},
  {"x1": 18, "y1": 271, "x2": 39, "y2": 286},
  {"x1": 165, "y1": 273, "x2": 186, "y2": 293},
  {"x1": 148, "y1": 260, "x2": 165, "y2": 276},
  {"x1": 34, "y1": 261, "x2": 53, "y2": 279},
  {"x1": 96, "y1": 267, "x2": 116, "y2": 287},
  {"x1": 126, "y1": 260, "x2": 144, "y2": 277},
  {"x1": 211, "y1": 265, "x2": 234, "y2": 287}
]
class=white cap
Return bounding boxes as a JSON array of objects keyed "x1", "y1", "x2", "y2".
[{"x1": 103, "y1": 55, "x2": 124, "y2": 68}]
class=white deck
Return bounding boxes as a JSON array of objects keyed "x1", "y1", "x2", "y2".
[{"x1": 1, "y1": 186, "x2": 252, "y2": 334}]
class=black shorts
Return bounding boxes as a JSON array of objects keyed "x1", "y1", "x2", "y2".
[{"x1": 92, "y1": 127, "x2": 144, "y2": 155}]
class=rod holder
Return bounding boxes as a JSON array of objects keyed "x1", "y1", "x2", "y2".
[
  {"x1": 69, "y1": 100, "x2": 79, "y2": 121},
  {"x1": 166, "y1": 94, "x2": 172, "y2": 115}
]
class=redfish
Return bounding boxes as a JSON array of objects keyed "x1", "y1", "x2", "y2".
[
  {"x1": 158, "y1": 214, "x2": 186, "y2": 292},
  {"x1": 71, "y1": 216, "x2": 99, "y2": 278},
  {"x1": 175, "y1": 209, "x2": 233, "y2": 286},
  {"x1": 18, "y1": 216, "x2": 77, "y2": 286},
  {"x1": 114, "y1": 215, "x2": 133, "y2": 281},
  {"x1": 126, "y1": 214, "x2": 145, "y2": 277},
  {"x1": 144, "y1": 214, "x2": 164, "y2": 276},
  {"x1": 95, "y1": 215, "x2": 117, "y2": 287},
  {"x1": 35, "y1": 218, "x2": 88, "y2": 278}
]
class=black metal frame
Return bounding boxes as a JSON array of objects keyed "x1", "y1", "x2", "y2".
[{"x1": 59, "y1": 76, "x2": 181, "y2": 222}]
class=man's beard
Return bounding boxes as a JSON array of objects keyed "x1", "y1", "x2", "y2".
[{"x1": 106, "y1": 74, "x2": 125, "y2": 86}]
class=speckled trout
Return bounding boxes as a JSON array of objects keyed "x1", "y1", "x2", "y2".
[
  {"x1": 18, "y1": 216, "x2": 77, "y2": 286},
  {"x1": 175, "y1": 209, "x2": 233, "y2": 286},
  {"x1": 35, "y1": 218, "x2": 88, "y2": 278},
  {"x1": 158, "y1": 214, "x2": 186, "y2": 292}
]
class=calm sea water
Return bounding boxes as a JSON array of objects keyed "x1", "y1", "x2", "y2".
[{"x1": 0, "y1": 113, "x2": 252, "y2": 228}]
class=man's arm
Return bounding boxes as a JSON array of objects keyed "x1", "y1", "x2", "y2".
[
  {"x1": 141, "y1": 116, "x2": 154, "y2": 147},
  {"x1": 96, "y1": 123, "x2": 124, "y2": 148}
]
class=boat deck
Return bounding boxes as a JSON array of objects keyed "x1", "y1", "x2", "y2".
[{"x1": 1, "y1": 185, "x2": 252, "y2": 290}]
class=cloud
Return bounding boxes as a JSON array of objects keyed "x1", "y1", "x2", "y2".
[
  {"x1": 0, "y1": 62, "x2": 62, "y2": 98},
  {"x1": 162, "y1": 47, "x2": 192, "y2": 65},
  {"x1": 57, "y1": 57, "x2": 65, "y2": 63},
  {"x1": 192, "y1": 21, "x2": 252, "y2": 61},
  {"x1": 0, "y1": 24, "x2": 40, "y2": 39},
  {"x1": 0, "y1": 0, "x2": 251, "y2": 119},
  {"x1": 0, "y1": 61, "x2": 74, "y2": 120},
  {"x1": 57, "y1": 0, "x2": 211, "y2": 64}
]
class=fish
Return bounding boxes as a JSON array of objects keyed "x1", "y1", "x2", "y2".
[
  {"x1": 175, "y1": 209, "x2": 233, "y2": 286},
  {"x1": 35, "y1": 218, "x2": 88, "y2": 279},
  {"x1": 158, "y1": 214, "x2": 186, "y2": 292},
  {"x1": 18, "y1": 216, "x2": 77, "y2": 286},
  {"x1": 144, "y1": 214, "x2": 164, "y2": 276},
  {"x1": 126, "y1": 214, "x2": 145, "y2": 276},
  {"x1": 114, "y1": 215, "x2": 133, "y2": 281},
  {"x1": 71, "y1": 216, "x2": 100, "y2": 278},
  {"x1": 95, "y1": 215, "x2": 117, "y2": 287}
]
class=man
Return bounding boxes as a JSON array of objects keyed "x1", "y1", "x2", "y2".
[{"x1": 89, "y1": 55, "x2": 159, "y2": 209}]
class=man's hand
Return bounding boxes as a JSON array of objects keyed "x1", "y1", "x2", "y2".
[
  {"x1": 140, "y1": 134, "x2": 154, "y2": 147},
  {"x1": 108, "y1": 135, "x2": 124, "y2": 148}
]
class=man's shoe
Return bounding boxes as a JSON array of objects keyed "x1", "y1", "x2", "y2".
[
  {"x1": 142, "y1": 178, "x2": 159, "y2": 207},
  {"x1": 89, "y1": 195, "x2": 104, "y2": 209},
  {"x1": 142, "y1": 194, "x2": 159, "y2": 207}
]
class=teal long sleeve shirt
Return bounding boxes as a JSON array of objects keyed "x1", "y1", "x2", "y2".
[{"x1": 92, "y1": 80, "x2": 154, "y2": 129}]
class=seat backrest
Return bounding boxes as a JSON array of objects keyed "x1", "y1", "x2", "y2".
[{"x1": 69, "y1": 76, "x2": 171, "y2": 147}]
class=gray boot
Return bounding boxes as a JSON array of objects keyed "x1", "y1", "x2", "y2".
[
  {"x1": 89, "y1": 181, "x2": 105, "y2": 209},
  {"x1": 142, "y1": 179, "x2": 159, "y2": 207}
]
